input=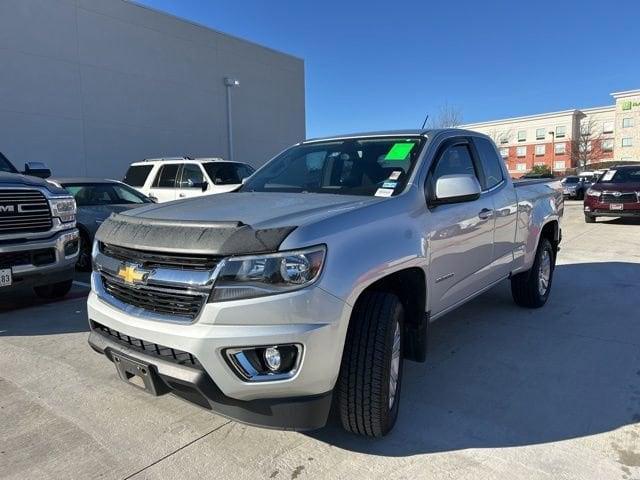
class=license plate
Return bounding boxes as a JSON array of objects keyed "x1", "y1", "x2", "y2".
[
  {"x1": 0, "y1": 268, "x2": 12, "y2": 288},
  {"x1": 610, "y1": 203, "x2": 624, "y2": 211}
]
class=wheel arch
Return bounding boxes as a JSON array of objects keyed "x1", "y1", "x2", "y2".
[{"x1": 350, "y1": 267, "x2": 428, "y2": 362}]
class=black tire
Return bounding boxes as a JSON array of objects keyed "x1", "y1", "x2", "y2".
[
  {"x1": 34, "y1": 279, "x2": 73, "y2": 299},
  {"x1": 337, "y1": 291, "x2": 404, "y2": 437},
  {"x1": 76, "y1": 231, "x2": 92, "y2": 272},
  {"x1": 511, "y1": 238, "x2": 555, "y2": 308},
  {"x1": 584, "y1": 214, "x2": 596, "y2": 224}
]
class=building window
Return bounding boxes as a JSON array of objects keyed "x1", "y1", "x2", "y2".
[
  {"x1": 516, "y1": 146, "x2": 527, "y2": 157},
  {"x1": 580, "y1": 122, "x2": 589, "y2": 135},
  {"x1": 603, "y1": 121, "x2": 614, "y2": 134},
  {"x1": 622, "y1": 137, "x2": 633, "y2": 147},
  {"x1": 602, "y1": 139, "x2": 614, "y2": 152},
  {"x1": 536, "y1": 128, "x2": 546, "y2": 140},
  {"x1": 517, "y1": 130, "x2": 526, "y2": 142},
  {"x1": 555, "y1": 126, "x2": 566, "y2": 138},
  {"x1": 516, "y1": 163, "x2": 527, "y2": 172},
  {"x1": 499, "y1": 147, "x2": 509, "y2": 158},
  {"x1": 554, "y1": 143, "x2": 566, "y2": 155},
  {"x1": 623, "y1": 117, "x2": 634, "y2": 128},
  {"x1": 554, "y1": 161, "x2": 566, "y2": 170},
  {"x1": 499, "y1": 134, "x2": 508, "y2": 144},
  {"x1": 535, "y1": 144, "x2": 545, "y2": 156}
]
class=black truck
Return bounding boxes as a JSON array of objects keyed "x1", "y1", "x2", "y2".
[{"x1": 0, "y1": 152, "x2": 79, "y2": 299}]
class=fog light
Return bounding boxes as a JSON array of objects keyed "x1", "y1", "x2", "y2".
[
  {"x1": 264, "y1": 346, "x2": 281, "y2": 372},
  {"x1": 64, "y1": 238, "x2": 79, "y2": 256}
]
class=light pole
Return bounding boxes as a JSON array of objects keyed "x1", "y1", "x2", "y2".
[
  {"x1": 224, "y1": 77, "x2": 240, "y2": 161},
  {"x1": 548, "y1": 130, "x2": 555, "y2": 173}
]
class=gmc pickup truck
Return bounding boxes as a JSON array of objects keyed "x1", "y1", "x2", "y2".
[
  {"x1": 0, "y1": 152, "x2": 79, "y2": 299},
  {"x1": 87, "y1": 129, "x2": 563, "y2": 437}
]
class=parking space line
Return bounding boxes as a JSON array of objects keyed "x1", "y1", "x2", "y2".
[{"x1": 123, "y1": 420, "x2": 232, "y2": 479}]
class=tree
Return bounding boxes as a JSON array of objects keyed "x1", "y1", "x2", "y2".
[
  {"x1": 427, "y1": 103, "x2": 464, "y2": 128},
  {"x1": 529, "y1": 164, "x2": 552, "y2": 176},
  {"x1": 486, "y1": 128, "x2": 514, "y2": 146},
  {"x1": 570, "y1": 117, "x2": 605, "y2": 171}
]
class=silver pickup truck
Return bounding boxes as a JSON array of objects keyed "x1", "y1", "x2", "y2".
[
  {"x1": 87, "y1": 129, "x2": 563, "y2": 437},
  {"x1": 1, "y1": 153, "x2": 79, "y2": 299}
]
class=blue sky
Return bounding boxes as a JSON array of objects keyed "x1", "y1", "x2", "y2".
[{"x1": 138, "y1": 0, "x2": 640, "y2": 138}]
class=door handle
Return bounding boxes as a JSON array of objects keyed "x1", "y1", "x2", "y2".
[{"x1": 478, "y1": 208, "x2": 494, "y2": 220}]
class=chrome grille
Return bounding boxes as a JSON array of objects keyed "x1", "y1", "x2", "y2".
[
  {"x1": 601, "y1": 192, "x2": 638, "y2": 204},
  {"x1": 101, "y1": 274, "x2": 207, "y2": 320},
  {"x1": 0, "y1": 189, "x2": 52, "y2": 234}
]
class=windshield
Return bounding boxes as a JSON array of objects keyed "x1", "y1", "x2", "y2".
[
  {"x1": 240, "y1": 137, "x2": 424, "y2": 196},
  {"x1": 564, "y1": 176, "x2": 579, "y2": 183},
  {"x1": 203, "y1": 162, "x2": 254, "y2": 185},
  {"x1": 64, "y1": 183, "x2": 152, "y2": 206},
  {"x1": 0, "y1": 153, "x2": 18, "y2": 173},
  {"x1": 599, "y1": 168, "x2": 640, "y2": 184}
]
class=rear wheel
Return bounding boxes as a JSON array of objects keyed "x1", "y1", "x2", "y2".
[
  {"x1": 337, "y1": 291, "x2": 404, "y2": 437},
  {"x1": 584, "y1": 214, "x2": 596, "y2": 223},
  {"x1": 34, "y1": 279, "x2": 73, "y2": 299},
  {"x1": 511, "y1": 238, "x2": 555, "y2": 308}
]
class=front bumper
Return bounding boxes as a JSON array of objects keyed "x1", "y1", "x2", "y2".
[
  {"x1": 0, "y1": 228, "x2": 79, "y2": 291},
  {"x1": 585, "y1": 201, "x2": 640, "y2": 217},
  {"x1": 88, "y1": 329, "x2": 332, "y2": 430},
  {"x1": 87, "y1": 285, "x2": 351, "y2": 429}
]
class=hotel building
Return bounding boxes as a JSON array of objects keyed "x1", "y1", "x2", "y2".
[{"x1": 462, "y1": 89, "x2": 640, "y2": 176}]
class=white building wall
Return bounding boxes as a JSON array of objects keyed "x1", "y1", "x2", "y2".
[{"x1": 0, "y1": 0, "x2": 305, "y2": 177}]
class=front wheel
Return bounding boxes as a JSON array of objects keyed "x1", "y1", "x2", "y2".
[
  {"x1": 511, "y1": 238, "x2": 555, "y2": 308},
  {"x1": 337, "y1": 291, "x2": 404, "y2": 437},
  {"x1": 34, "y1": 279, "x2": 73, "y2": 299}
]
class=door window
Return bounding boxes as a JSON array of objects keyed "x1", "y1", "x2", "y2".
[
  {"x1": 153, "y1": 164, "x2": 181, "y2": 188},
  {"x1": 432, "y1": 144, "x2": 477, "y2": 180},
  {"x1": 474, "y1": 137, "x2": 504, "y2": 189},
  {"x1": 179, "y1": 164, "x2": 205, "y2": 188}
]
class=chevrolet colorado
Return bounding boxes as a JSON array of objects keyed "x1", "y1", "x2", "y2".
[
  {"x1": 87, "y1": 129, "x2": 563, "y2": 437},
  {"x1": 0, "y1": 152, "x2": 79, "y2": 298}
]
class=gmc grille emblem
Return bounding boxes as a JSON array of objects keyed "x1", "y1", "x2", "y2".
[{"x1": 0, "y1": 205, "x2": 15, "y2": 213}]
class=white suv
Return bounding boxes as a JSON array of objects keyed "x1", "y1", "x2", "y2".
[{"x1": 122, "y1": 157, "x2": 255, "y2": 203}]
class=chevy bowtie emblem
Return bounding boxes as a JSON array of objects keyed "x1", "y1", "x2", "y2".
[{"x1": 117, "y1": 264, "x2": 150, "y2": 285}]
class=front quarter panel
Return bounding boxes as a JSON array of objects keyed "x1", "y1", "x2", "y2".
[{"x1": 280, "y1": 189, "x2": 428, "y2": 307}]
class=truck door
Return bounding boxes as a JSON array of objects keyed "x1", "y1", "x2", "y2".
[
  {"x1": 472, "y1": 136, "x2": 518, "y2": 281},
  {"x1": 177, "y1": 163, "x2": 208, "y2": 200},
  {"x1": 425, "y1": 138, "x2": 496, "y2": 316},
  {"x1": 148, "y1": 163, "x2": 181, "y2": 203}
]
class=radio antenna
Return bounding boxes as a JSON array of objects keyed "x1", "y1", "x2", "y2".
[{"x1": 421, "y1": 114, "x2": 429, "y2": 129}]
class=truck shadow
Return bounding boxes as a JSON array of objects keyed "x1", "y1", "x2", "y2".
[
  {"x1": 0, "y1": 285, "x2": 90, "y2": 336},
  {"x1": 308, "y1": 261, "x2": 640, "y2": 456}
]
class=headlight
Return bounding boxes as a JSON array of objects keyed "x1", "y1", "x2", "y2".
[
  {"x1": 210, "y1": 245, "x2": 326, "y2": 302},
  {"x1": 586, "y1": 189, "x2": 601, "y2": 198},
  {"x1": 49, "y1": 197, "x2": 76, "y2": 223}
]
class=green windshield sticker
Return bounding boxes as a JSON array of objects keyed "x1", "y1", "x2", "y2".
[{"x1": 385, "y1": 142, "x2": 415, "y2": 161}]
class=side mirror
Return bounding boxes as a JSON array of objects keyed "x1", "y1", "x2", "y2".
[
  {"x1": 430, "y1": 174, "x2": 481, "y2": 205},
  {"x1": 201, "y1": 181, "x2": 209, "y2": 192},
  {"x1": 23, "y1": 162, "x2": 51, "y2": 179}
]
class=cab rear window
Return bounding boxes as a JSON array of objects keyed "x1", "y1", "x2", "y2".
[{"x1": 123, "y1": 165, "x2": 153, "y2": 187}]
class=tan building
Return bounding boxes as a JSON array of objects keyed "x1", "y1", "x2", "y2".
[{"x1": 462, "y1": 89, "x2": 640, "y2": 176}]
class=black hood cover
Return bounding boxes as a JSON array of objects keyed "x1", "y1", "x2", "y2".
[{"x1": 95, "y1": 213, "x2": 296, "y2": 256}]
